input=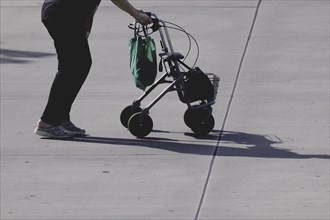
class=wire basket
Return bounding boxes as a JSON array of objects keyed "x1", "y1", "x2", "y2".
[{"x1": 206, "y1": 73, "x2": 220, "y2": 100}]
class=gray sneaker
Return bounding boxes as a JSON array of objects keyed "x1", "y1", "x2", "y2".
[
  {"x1": 34, "y1": 126, "x2": 75, "y2": 139},
  {"x1": 61, "y1": 121, "x2": 86, "y2": 135}
]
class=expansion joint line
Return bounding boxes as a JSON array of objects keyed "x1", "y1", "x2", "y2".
[{"x1": 194, "y1": 1, "x2": 263, "y2": 219}]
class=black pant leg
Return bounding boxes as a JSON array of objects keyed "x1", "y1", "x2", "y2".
[{"x1": 41, "y1": 21, "x2": 92, "y2": 125}]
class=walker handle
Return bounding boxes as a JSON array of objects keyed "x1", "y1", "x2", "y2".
[
  {"x1": 145, "y1": 12, "x2": 161, "y2": 32},
  {"x1": 128, "y1": 12, "x2": 160, "y2": 35}
]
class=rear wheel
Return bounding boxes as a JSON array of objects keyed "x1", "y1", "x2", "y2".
[
  {"x1": 184, "y1": 106, "x2": 212, "y2": 128},
  {"x1": 190, "y1": 114, "x2": 215, "y2": 136},
  {"x1": 184, "y1": 106, "x2": 214, "y2": 136}
]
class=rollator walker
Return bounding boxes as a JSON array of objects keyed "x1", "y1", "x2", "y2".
[{"x1": 120, "y1": 13, "x2": 220, "y2": 138}]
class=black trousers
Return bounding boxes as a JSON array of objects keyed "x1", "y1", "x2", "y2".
[{"x1": 41, "y1": 20, "x2": 92, "y2": 125}]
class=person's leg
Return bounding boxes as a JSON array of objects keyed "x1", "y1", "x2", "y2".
[{"x1": 39, "y1": 21, "x2": 92, "y2": 127}]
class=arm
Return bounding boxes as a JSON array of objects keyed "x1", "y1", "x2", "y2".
[{"x1": 111, "y1": 0, "x2": 152, "y2": 25}]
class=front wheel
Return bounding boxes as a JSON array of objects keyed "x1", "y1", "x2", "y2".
[
  {"x1": 128, "y1": 113, "x2": 153, "y2": 138},
  {"x1": 120, "y1": 105, "x2": 142, "y2": 128}
]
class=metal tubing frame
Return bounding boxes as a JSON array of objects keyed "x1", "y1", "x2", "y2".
[{"x1": 133, "y1": 13, "x2": 215, "y2": 115}]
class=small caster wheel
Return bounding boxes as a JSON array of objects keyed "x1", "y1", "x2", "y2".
[
  {"x1": 128, "y1": 112, "x2": 153, "y2": 138},
  {"x1": 190, "y1": 114, "x2": 215, "y2": 136},
  {"x1": 120, "y1": 105, "x2": 142, "y2": 128}
]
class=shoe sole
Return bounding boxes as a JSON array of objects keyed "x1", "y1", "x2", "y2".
[{"x1": 65, "y1": 131, "x2": 86, "y2": 135}]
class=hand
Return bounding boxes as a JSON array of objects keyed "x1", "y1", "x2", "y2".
[{"x1": 134, "y1": 11, "x2": 152, "y2": 25}]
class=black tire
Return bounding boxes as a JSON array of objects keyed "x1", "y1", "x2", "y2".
[
  {"x1": 128, "y1": 113, "x2": 153, "y2": 138},
  {"x1": 190, "y1": 114, "x2": 215, "y2": 136},
  {"x1": 120, "y1": 105, "x2": 142, "y2": 128},
  {"x1": 184, "y1": 106, "x2": 212, "y2": 128},
  {"x1": 184, "y1": 108, "x2": 195, "y2": 128}
]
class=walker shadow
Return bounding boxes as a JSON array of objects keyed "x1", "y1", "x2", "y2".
[
  {"x1": 68, "y1": 130, "x2": 329, "y2": 160},
  {"x1": 0, "y1": 48, "x2": 54, "y2": 64},
  {"x1": 218, "y1": 131, "x2": 329, "y2": 159}
]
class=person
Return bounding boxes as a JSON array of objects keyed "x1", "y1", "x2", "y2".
[{"x1": 35, "y1": 0, "x2": 152, "y2": 139}]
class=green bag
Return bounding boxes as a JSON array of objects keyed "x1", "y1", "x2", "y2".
[{"x1": 129, "y1": 35, "x2": 157, "y2": 91}]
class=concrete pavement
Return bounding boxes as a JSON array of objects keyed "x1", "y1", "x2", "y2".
[{"x1": 1, "y1": 0, "x2": 329, "y2": 219}]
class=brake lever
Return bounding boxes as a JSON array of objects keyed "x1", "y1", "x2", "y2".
[{"x1": 128, "y1": 22, "x2": 136, "y2": 30}]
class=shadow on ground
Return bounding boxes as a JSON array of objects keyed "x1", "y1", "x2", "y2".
[
  {"x1": 0, "y1": 48, "x2": 54, "y2": 64},
  {"x1": 63, "y1": 130, "x2": 330, "y2": 159}
]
